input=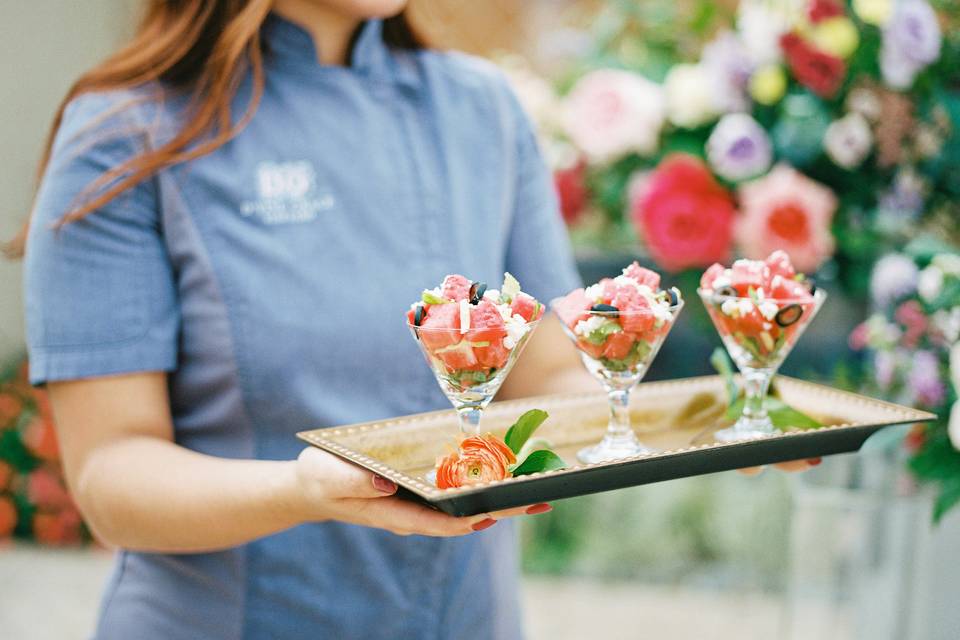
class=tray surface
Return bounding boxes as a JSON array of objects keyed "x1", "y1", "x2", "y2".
[{"x1": 297, "y1": 376, "x2": 935, "y2": 516}]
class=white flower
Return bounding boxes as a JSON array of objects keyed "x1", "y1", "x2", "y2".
[
  {"x1": 824, "y1": 112, "x2": 874, "y2": 169},
  {"x1": 736, "y1": 0, "x2": 803, "y2": 65},
  {"x1": 918, "y1": 265, "x2": 944, "y2": 302},
  {"x1": 949, "y1": 402, "x2": 960, "y2": 452},
  {"x1": 502, "y1": 62, "x2": 562, "y2": 134},
  {"x1": 664, "y1": 64, "x2": 718, "y2": 129},
  {"x1": 562, "y1": 69, "x2": 665, "y2": 163},
  {"x1": 870, "y1": 253, "x2": 918, "y2": 308},
  {"x1": 931, "y1": 308, "x2": 960, "y2": 344},
  {"x1": 933, "y1": 254, "x2": 960, "y2": 276}
]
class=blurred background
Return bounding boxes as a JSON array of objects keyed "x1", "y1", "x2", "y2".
[{"x1": 1, "y1": 1, "x2": 959, "y2": 638}]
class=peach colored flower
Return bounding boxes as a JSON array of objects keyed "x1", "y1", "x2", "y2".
[
  {"x1": 736, "y1": 165, "x2": 837, "y2": 273},
  {"x1": 0, "y1": 392, "x2": 22, "y2": 427},
  {"x1": 435, "y1": 434, "x2": 517, "y2": 489},
  {"x1": 0, "y1": 496, "x2": 16, "y2": 538},
  {"x1": 561, "y1": 69, "x2": 665, "y2": 163},
  {"x1": 22, "y1": 416, "x2": 60, "y2": 462},
  {"x1": 27, "y1": 466, "x2": 73, "y2": 510},
  {"x1": 33, "y1": 508, "x2": 83, "y2": 546}
]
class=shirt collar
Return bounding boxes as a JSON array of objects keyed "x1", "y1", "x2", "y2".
[{"x1": 261, "y1": 13, "x2": 419, "y2": 88}]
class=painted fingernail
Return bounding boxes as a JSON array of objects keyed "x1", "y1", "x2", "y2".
[
  {"x1": 526, "y1": 503, "x2": 552, "y2": 515},
  {"x1": 471, "y1": 518, "x2": 497, "y2": 532},
  {"x1": 808, "y1": 457, "x2": 822, "y2": 466},
  {"x1": 372, "y1": 475, "x2": 397, "y2": 493}
]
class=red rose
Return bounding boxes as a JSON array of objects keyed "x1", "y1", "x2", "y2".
[
  {"x1": 780, "y1": 33, "x2": 846, "y2": 99},
  {"x1": 807, "y1": 0, "x2": 844, "y2": 23},
  {"x1": 632, "y1": 154, "x2": 735, "y2": 272},
  {"x1": 554, "y1": 160, "x2": 589, "y2": 225},
  {"x1": 435, "y1": 434, "x2": 517, "y2": 489},
  {"x1": 27, "y1": 466, "x2": 73, "y2": 510},
  {"x1": 33, "y1": 508, "x2": 83, "y2": 546}
]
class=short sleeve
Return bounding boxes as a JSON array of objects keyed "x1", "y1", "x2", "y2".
[
  {"x1": 24, "y1": 92, "x2": 179, "y2": 385},
  {"x1": 501, "y1": 87, "x2": 583, "y2": 303}
]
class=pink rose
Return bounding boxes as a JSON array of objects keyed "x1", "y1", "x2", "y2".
[
  {"x1": 736, "y1": 164, "x2": 837, "y2": 273},
  {"x1": 633, "y1": 154, "x2": 736, "y2": 272},
  {"x1": 561, "y1": 69, "x2": 665, "y2": 163}
]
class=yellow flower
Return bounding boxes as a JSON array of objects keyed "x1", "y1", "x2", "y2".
[
  {"x1": 853, "y1": 0, "x2": 893, "y2": 26},
  {"x1": 811, "y1": 17, "x2": 860, "y2": 59},
  {"x1": 750, "y1": 65, "x2": 787, "y2": 106}
]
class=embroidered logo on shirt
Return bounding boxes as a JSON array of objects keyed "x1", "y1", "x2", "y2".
[{"x1": 240, "y1": 161, "x2": 335, "y2": 224}]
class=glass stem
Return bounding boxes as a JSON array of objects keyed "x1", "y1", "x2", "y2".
[
  {"x1": 741, "y1": 368, "x2": 773, "y2": 422},
  {"x1": 457, "y1": 407, "x2": 482, "y2": 436},
  {"x1": 606, "y1": 388, "x2": 634, "y2": 441}
]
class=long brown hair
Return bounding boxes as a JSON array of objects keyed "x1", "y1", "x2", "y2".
[{"x1": 6, "y1": 0, "x2": 420, "y2": 257}]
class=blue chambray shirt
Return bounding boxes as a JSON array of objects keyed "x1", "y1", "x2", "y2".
[{"x1": 24, "y1": 14, "x2": 580, "y2": 640}]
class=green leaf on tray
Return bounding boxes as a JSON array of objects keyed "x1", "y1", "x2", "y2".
[
  {"x1": 504, "y1": 409, "x2": 549, "y2": 454},
  {"x1": 710, "y1": 348, "x2": 738, "y2": 406},
  {"x1": 709, "y1": 346, "x2": 822, "y2": 431},
  {"x1": 934, "y1": 477, "x2": 960, "y2": 524},
  {"x1": 512, "y1": 449, "x2": 567, "y2": 477}
]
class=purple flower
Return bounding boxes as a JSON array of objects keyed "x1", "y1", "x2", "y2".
[
  {"x1": 870, "y1": 253, "x2": 918, "y2": 308},
  {"x1": 909, "y1": 350, "x2": 946, "y2": 407},
  {"x1": 706, "y1": 114, "x2": 773, "y2": 181},
  {"x1": 876, "y1": 169, "x2": 926, "y2": 235},
  {"x1": 874, "y1": 350, "x2": 896, "y2": 390},
  {"x1": 880, "y1": 0, "x2": 942, "y2": 89},
  {"x1": 702, "y1": 31, "x2": 755, "y2": 113}
]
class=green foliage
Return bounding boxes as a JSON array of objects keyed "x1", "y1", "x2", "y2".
[
  {"x1": 504, "y1": 409, "x2": 549, "y2": 454},
  {"x1": 512, "y1": 450, "x2": 567, "y2": 477}
]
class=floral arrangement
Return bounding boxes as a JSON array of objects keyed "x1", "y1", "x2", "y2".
[
  {"x1": 850, "y1": 251, "x2": 960, "y2": 520},
  {"x1": 506, "y1": 0, "x2": 959, "y2": 297},
  {"x1": 435, "y1": 410, "x2": 565, "y2": 488},
  {"x1": 0, "y1": 358, "x2": 89, "y2": 545}
]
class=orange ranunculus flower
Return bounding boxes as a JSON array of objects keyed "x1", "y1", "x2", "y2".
[
  {"x1": 33, "y1": 508, "x2": 83, "y2": 546},
  {"x1": 22, "y1": 416, "x2": 60, "y2": 462},
  {"x1": 0, "y1": 392, "x2": 23, "y2": 428},
  {"x1": 435, "y1": 434, "x2": 517, "y2": 489}
]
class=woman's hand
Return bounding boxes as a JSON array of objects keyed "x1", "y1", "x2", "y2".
[
  {"x1": 737, "y1": 457, "x2": 822, "y2": 475},
  {"x1": 294, "y1": 447, "x2": 550, "y2": 537}
]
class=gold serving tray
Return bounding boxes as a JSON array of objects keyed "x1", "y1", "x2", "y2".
[{"x1": 298, "y1": 376, "x2": 935, "y2": 516}]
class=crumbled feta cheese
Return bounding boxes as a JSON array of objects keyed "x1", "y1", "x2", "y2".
[
  {"x1": 483, "y1": 288, "x2": 500, "y2": 302},
  {"x1": 574, "y1": 315, "x2": 609, "y2": 336},
  {"x1": 503, "y1": 314, "x2": 529, "y2": 349},
  {"x1": 712, "y1": 273, "x2": 732, "y2": 289},
  {"x1": 584, "y1": 283, "x2": 604, "y2": 302},
  {"x1": 758, "y1": 300, "x2": 778, "y2": 321},
  {"x1": 459, "y1": 299, "x2": 470, "y2": 334}
]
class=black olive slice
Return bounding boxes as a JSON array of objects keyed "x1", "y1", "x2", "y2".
[
  {"x1": 469, "y1": 281, "x2": 487, "y2": 305},
  {"x1": 714, "y1": 285, "x2": 739, "y2": 299},
  {"x1": 775, "y1": 303, "x2": 804, "y2": 327},
  {"x1": 806, "y1": 278, "x2": 817, "y2": 295},
  {"x1": 413, "y1": 304, "x2": 426, "y2": 326},
  {"x1": 666, "y1": 288, "x2": 680, "y2": 306},
  {"x1": 590, "y1": 303, "x2": 619, "y2": 316}
]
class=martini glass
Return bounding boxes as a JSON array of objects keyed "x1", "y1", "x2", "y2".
[
  {"x1": 698, "y1": 287, "x2": 827, "y2": 441},
  {"x1": 551, "y1": 297, "x2": 684, "y2": 463},
  {"x1": 409, "y1": 320, "x2": 540, "y2": 435}
]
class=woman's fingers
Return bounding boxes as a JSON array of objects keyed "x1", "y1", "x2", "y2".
[
  {"x1": 737, "y1": 457, "x2": 823, "y2": 475},
  {"x1": 345, "y1": 496, "x2": 491, "y2": 537},
  {"x1": 489, "y1": 503, "x2": 553, "y2": 519},
  {"x1": 297, "y1": 447, "x2": 397, "y2": 500},
  {"x1": 772, "y1": 457, "x2": 821, "y2": 472}
]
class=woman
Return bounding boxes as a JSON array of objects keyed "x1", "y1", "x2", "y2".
[
  {"x1": 16, "y1": 1, "x2": 814, "y2": 638},
  {"x1": 18, "y1": 1, "x2": 584, "y2": 637}
]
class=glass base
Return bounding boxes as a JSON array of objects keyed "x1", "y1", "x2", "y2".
[
  {"x1": 714, "y1": 415, "x2": 777, "y2": 442},
  {"x1": 577, "y1": 432, "x2": 655, "y2": 464}
]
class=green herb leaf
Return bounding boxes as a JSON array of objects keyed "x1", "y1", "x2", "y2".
[
  {"x1": 504, "y1": 409, "x2": 549, "y2": 454},
  {"x1": 709, "y1": 347, "x2": 738, "y2": 406},
  {"x1": 934, "y1": 477, "x2": 960, "y2": 523},
  {"x1": 724, "y1": 396, "x2": 821, "y2": 430},
  {"x1": 422, "y1": 290, "x2": 450, "y2": 305},
  {"x1": 511, "y1": 449, "x2": 566, "y2": 476}
]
